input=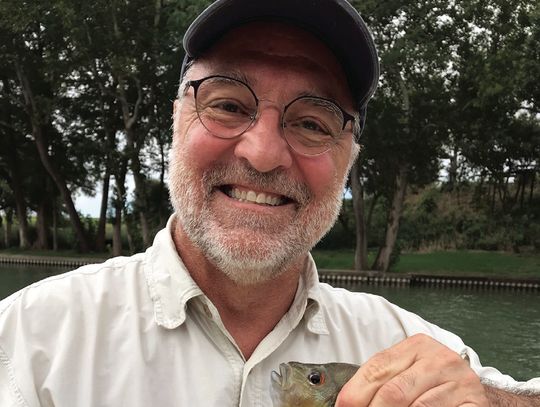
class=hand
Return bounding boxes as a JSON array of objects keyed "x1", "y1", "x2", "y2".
[{"x1": 335, "y1": 333, "x2": 489, "y2": 407}]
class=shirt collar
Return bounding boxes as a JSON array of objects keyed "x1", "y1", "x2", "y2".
[
  {"x1": 144, "y1": 214, "x2": 328, "y2": 335},
  {"x1": 144, "y1": 215, "x2": 203, "y2": 329},
  {"x1": 302, "y1": 255, "x2": 329, "y2": 335}
]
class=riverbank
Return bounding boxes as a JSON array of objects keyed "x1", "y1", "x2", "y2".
[
  {"x1": 1, "y1": 251, "x2": 539, "y2": 291},
  {"x1": 2, "y1": 249, "x2": 540, "y2": 278}
]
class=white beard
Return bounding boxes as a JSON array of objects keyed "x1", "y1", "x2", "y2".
[{"x1": 168, "y1": 140, "x2": 348, "y2": 285}]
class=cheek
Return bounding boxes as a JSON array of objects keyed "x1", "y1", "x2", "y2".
[
  {"x1": 296, "y1": 155, "x2": 339, "y2": 197},
  {"x1": 178, "y1": 122, "x2": 238, "y2": 172},
  {"x1": 295, "y1": 144, "x2": 353, "y2": 198}
]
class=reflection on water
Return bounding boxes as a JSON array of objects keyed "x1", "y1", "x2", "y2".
[
  {"x1": 353, "y1": 284, "x2": 539, "y2": 382},
  {"x1": 0, "y1": 264, "x2": 538, "y2": 380}
]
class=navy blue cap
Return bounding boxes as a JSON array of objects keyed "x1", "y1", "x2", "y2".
[{"x1": 181, "y1": 0, "x2": 379, "y2": 118}]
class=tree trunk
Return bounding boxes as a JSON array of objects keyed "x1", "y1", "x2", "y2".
[
  {"x1": 4, "y1": 209, "x2": 13, "y2": 248},
  {"x1": 112, "y1": 156, "x2": 128, "y2": 257},
  {"x1": 372, "y1": 70, "x2": 410, "y2": 272},
  {"x1": 124, "y1": 111, "x2": 151, "y2": 249},
  {"x1": 350, "y1": 161, "x2": 369, "y2": 271},
  {"x1": 4, "y1": 152, "x2": 30, "y2": 248},
  {"x1": 529, "y1": 170, "x2": 535, "y2": 208},
  {"x1": 95, "y1": 168, "x2": 111, "y2": 252},
  {"x1": 112, "y1": 176, "x2": 124, "y2": 257},
  {"x1": 13, "y1": 189, "x2": 30, "y2": 249},
  {"x1": 124, "y1": 211, "x2": 136, "y2": 254},
  {"x1": 34, "y1": 199, "x2": 49, "y2": 250},
  {"x1": 110, "y1": 3, "x2": 150, "y2": 248},
  {"x1": 112, "y1": 205, "x2": 123, "y2": 257},
  {"x1": 158, "y1": 135, "x2": 168, "y2": 227},
  {"x1": 15, "y1": 61, "x2": 91, "y2": 252},
  {"x1": 95, "y1": 84, "x2": 117, "y2": 252},
  {"x1": 52, "y1": 199, "x2": 58, "y2": 251},
  {"x1": 372, "y1": 163, "x2": 409, "y2": 272},
  {"x1": 366, "y1": 194, "x2": 379, "y2": 233}
]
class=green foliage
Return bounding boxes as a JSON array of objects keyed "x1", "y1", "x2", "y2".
[
  {"x1": 323, "y1": 181, "x2": 539, "y2": 261},
  {"x1": 398, "y1": 185, "x2": 540, "y2": 252},
  {"x1": 0, "y1": 0, "x2": 212, "y2": 252}
]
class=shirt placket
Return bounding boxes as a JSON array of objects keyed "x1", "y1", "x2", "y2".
[{"x1": 190, "y1": 297, "x2": 246, "y2": 406}]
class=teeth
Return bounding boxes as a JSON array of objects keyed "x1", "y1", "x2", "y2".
[
  {"x1": 229, "y1": 188, "x2": 283, "y2": 206},
  {"x1": 246, "y1": 191, "x2": 257, "y2": 202},
  {"x1": 256, "y1": 193, "x2": 266, "y2": 204}
]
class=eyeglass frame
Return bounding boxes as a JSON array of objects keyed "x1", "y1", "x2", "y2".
[{"x1": 183, "y1": 74, "x2": 357, "y2": 156}]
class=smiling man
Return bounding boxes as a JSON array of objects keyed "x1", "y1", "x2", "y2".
[{"x1": 0, "y1": 0, "x2": 539, "y2": 406}]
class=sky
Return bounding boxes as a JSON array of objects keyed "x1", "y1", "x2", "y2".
[
  {"x1": 74, "y1": 193, "x2": 103, "y2": 218},
  {"x1": 74, "y1": 175, "x2": 135, "y2": 218}
]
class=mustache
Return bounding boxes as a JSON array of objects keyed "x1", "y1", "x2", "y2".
[{"x1": 202, "y1": 161, "x2": 312, "y2": 205}]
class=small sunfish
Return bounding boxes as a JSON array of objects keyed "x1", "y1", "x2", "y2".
[{"x1": 271, "y1": 361, "x2": 359, "y2": 407}]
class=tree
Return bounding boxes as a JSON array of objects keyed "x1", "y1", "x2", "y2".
[
  {"x1": 0, "y1": 1, "x2": 96, "y2": 251},
  {"x1": 351, "y1": 0, "x2": 453, "y2": 271}
]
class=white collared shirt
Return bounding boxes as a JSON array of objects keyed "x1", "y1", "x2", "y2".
[{"x1": 1, "y1": 216, "x2": 538, "y2": 407}]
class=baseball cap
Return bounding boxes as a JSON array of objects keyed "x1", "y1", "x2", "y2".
[{"x1": 181, "y1": 0, "x2": 379, "y2": 114}]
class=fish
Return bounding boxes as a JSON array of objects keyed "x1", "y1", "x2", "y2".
[{"x1": 270, "y1": 361, "x2": 359, "y2": 407}]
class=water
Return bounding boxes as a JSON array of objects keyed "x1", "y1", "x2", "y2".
[
  {"x1": 353, "y1": 284, "x2": 540, "y2": 381},
  {"x1": 0, "y1": 264, "x2": 72, "y2": 300},
  {"x1": 1, "y1": 265, "x2": 538, "y2": 380}
]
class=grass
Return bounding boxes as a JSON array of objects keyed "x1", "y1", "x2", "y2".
[
  {"x1": 311, "y1": 250, "x2": 540, "y2": 279},
  {"x1": 311, "y1": 249, "x2": 356, "y2": 269}
]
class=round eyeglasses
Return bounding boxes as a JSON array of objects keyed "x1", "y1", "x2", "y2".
[{"x1": 185, "y1": 75, "x2": 355, "y2": 156}]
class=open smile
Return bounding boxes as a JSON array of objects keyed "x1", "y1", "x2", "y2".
[{"x1": 219, "y1": 185, "x2": 293, "y2": 207}]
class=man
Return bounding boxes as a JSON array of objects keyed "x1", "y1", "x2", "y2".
[{"x1": 0, "y1": 0, "x2": 538, "y2": 406}]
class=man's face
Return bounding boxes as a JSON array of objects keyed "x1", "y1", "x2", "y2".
[{"x1": 169, "y1": 22, "x2": 358, "y2": 285}]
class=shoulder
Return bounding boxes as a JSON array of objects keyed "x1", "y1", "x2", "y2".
[
  {"x1": 0, "y1": 253, "x2": 152, "y2": 406},
  {"x1": 316, "y1": 282, "x2": 466, "y2": 348},
  {"x1": 316, "y1": 282, "x2": 404, "y2": 319},
  {"x1": 0, "y1": 253, "x2": 152, "y2": 377}
]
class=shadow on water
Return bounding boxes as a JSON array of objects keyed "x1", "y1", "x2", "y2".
[{"x1": 349, "y1": 283, "x2": 539, "y2": 382}]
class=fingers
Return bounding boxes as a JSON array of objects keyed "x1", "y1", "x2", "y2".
[
  {"x1": 336, "y1": 334, "x2": 487, "y2": 407},
  {"x1": 336, "y1": 346, "x2": 415, "y2": 406}
]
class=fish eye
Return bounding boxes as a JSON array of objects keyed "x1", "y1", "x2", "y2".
[{"x1": 308, "y1": 371, "x2": 323, "y2": 385}]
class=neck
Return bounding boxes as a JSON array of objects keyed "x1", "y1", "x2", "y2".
[{"x1": 172, "y1": 223, "x2": 306, "y2": 359}]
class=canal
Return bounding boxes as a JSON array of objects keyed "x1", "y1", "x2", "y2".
[{"x1": 0, "y1": 264, "x2": 538, "y2": 381}]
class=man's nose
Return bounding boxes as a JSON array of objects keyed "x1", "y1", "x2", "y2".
[{"x1": 233, "y1": 108, "x2": 293, "y2": 172}]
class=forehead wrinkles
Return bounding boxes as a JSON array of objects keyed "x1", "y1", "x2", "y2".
[{"x1": 192, "y1": 51, "x2": 350, "y2": 104}]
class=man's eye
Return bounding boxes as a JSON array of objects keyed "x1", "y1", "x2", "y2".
[
  {"x1": 216, "y1": 102, "x2": 241, "y2": 113},
  {"x1": 292, "y1": 118, "x2": 330, "y2": 135},
  {"x1": 301, "y1": 120, "x2": 324, "y2": 132},
  {"x1": 208, "y1": 99, "x2": 248, "y2": 115}
]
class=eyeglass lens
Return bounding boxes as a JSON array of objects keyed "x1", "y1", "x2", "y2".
[{"x1": 193, "y1": 76, "x2": 347, "y2": 155}]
